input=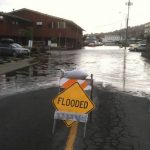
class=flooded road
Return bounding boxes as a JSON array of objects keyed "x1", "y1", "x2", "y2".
[
  {"x1": 0, "y1": 46, "x2": 150, "y2": 97},
  {"x1": 1, "y1": 46, "x2": 150, "y2": 150}
]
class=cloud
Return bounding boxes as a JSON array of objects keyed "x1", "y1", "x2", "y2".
[
  {"x1": 0, "y1": 0, "x2": 8, "y2": 5},
  {"x1": 0, "y1": 0, "x2": 150, "y2": 33}
]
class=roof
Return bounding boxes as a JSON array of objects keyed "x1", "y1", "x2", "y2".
[
  {"x1": 0, "y1": 12, "x2": 32, "y2": 23},
  {"x1": 8, "y1": 8, "x2": 84, "y2": 30}
]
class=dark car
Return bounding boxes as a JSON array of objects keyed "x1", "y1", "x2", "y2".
[
  {"x1": 0, "y1": 43, "x2": 30, "y2": 57},
  {"x1": 0, "y1": 38, "x2": 14, "y2": 43}
]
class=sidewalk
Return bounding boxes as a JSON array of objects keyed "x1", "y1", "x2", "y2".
[{"x1": 0, "y1": 57, "x2": 38, "y2": 75}]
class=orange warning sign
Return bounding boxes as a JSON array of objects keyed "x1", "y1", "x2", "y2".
[{"x1": 52, "y1": 82, "x2": 95, "y2": 126}]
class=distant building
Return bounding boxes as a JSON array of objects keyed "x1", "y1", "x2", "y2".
[
  {"x1": 0, "y1": 8, "x2": 83, "y2": 49},
  {"x1": 141, "y1": 22, "x2": 150, "y2": 58},
  {"x1": 102, "y1": 34, "x2": 123, "y2": 45},
  {"x1": 144, "y1": 22, "x2": 150, "y2": 48},
  {"x1": 84, "y1": 34, "x2": 98, "y2": 46}
]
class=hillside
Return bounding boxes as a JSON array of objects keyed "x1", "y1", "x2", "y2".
[
  {"x1": 107, "y1": 24, "x2": 145, "y2": 39},
  {"x1": 84, "y1": 24, "x2": 145, "y2": 41}
]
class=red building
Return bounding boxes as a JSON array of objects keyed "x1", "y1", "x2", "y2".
[
  {"x1": 0, "y1": 11, "x2": 32, "y2": 43},
  {"x1": 0, "y1": 8, "x2": 83, "y2": 49}
]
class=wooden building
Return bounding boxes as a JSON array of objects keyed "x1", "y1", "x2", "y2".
[
  {"x1": 0, "y1": 12, "x2": 32, "y2": 44},
  {"x1": 0, "y1": 8, "x2": 83, "y2": 49}
]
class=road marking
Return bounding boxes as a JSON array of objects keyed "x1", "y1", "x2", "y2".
[{"x1": 65, "y1": 122, "x2": 78, "y2": 150}]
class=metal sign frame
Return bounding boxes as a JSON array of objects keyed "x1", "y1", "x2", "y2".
[
  {"x1": 52, "y1": 74, "x2": 94, "y2": 137},
  {"x1": 52, "y1": 111, "x2": 88, "y2": 137}
]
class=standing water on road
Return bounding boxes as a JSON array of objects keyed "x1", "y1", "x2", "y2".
[{"x1": 0, "y1": 46, "x2": 150, "y2": 97}]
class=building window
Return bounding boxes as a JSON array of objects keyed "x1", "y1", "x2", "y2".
[
  {"x1": 58, "y1": 21, "x2": 66, "y2": 29},
  {"x1": 12, "y1": 21, "x2": 15, "y2": 24},
  {"x1": 48, "y1": 22, "x2": 54, "y2": 29},
  {"x1": 53, "y1": 22, "x2": 57, "y2": 29},
  {"x1": 36, "y1": 21, "x2": 43, "y2": 26},
  {"x1": 0, "y1": 16, "x2": 4, "y2": 20},
  {"x1": 0, "y1": 16, "x2": 3, "y2": 23},
  {"x1": 12, "y1": 21, "x2": 19, "y2": 25}
]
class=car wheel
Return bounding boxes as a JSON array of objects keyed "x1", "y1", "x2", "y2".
[{"x1": 13, "y1": 52, "x2": 17, "y2": 57}]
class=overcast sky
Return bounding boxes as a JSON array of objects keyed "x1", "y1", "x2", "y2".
[{"x1": 0, "y1": 0, "x2": 150, "y2": 34}]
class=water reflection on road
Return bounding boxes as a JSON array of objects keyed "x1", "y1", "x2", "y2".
[{"x1": 0, "y1": 46, "x2": 150, "y2": 97}]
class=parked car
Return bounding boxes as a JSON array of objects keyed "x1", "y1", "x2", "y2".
[
  {"x1": 0, "y1": 43, "x2": 30, "y2": 57},
  {"x1": 129, "y1": 44, "x2": 146, "y2": 52},
  {"x1": 0, "y1": 38, "x2": 14, "y2": 43}
]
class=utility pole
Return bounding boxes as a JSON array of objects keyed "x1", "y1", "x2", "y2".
[
  {"x1": 123, "y1": 0, "x2": 133, "y2": 90},
  {"x1": 125, "y1": 0, "x2": 133, "y2": 48}
]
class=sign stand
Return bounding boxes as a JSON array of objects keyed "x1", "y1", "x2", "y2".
[
  {"x1": 52, "y1": 119, "x2": 56, "y2": 134},
  {"x1": 83, "y1": 121, "x2": 87, "y2": 137},
  {"x1": 52, "y1": 73, "x2": 94, "y2": 137},
  {"x1": 89, "y1": 74, "x2": 94, "y2": 122},
  {"x1": 52, "y1": 111, "x2": 88, "y2": 137}
]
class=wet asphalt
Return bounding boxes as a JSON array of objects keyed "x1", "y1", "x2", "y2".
[
  {"x1": 75, "y1": 85, "x2": 150, "y2": 150},
  {"x1": 0, "y1": 84, "x2": 150, "y2": 150}
]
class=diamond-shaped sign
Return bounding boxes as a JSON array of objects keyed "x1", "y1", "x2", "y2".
[{"x1": 52, "y1": 82, "x2": 95, "y2": 126}]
